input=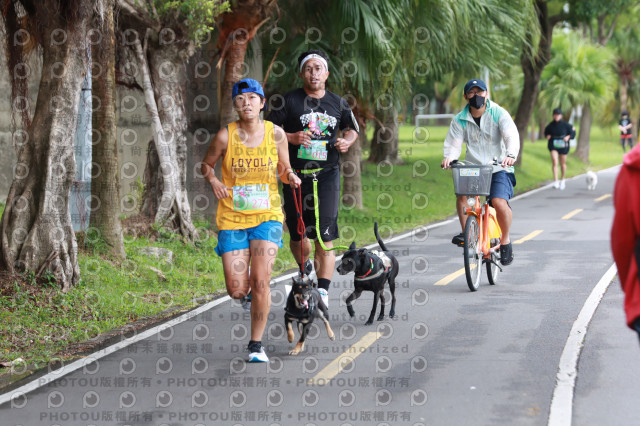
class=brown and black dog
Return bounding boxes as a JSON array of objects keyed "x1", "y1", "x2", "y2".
[{"x1": 284, "y1": 275, "x2": 335, "y2": 355}]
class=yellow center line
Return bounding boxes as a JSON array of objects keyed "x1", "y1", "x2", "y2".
[
  {"x1": 595, "y1": 194, "x2": 611, "y2": 202},
  {"x1": 434, "y1": 264, "x2": 476, "y2": 286},
  {"x1": 562, "y1": 209, "x2": 583, "y2": 220},
  {"x1": 437, "y1": 230, "x2": 543, "y2": 288},
  {"x1": 308, "y1": 332, "x2": 380, "y2": 385},
  {"x1": 513, "y1": 230, "x2": 543, "y2": 244}
]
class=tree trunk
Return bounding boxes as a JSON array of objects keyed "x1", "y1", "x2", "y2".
[
  {"x1": 0, "y1": 3, "x2": 90, "y2": 291},
  {"x1": 514, "y1": 0, "x2": 554, "y2": 166},
  {"x1": 340, "y1": 130, "x2": 364, "y2": 209},
  {"x1": 90, "y1": 0, "x2": 126, "y2": 259},
  {"x1": 219, "y1": 29, "x2": 250, "y2": 126},
  {"x1": 134, "y1": 34, "x2": 197, "y2": 241},
  {"x1": 513, "y1": 62, "x2": 541, "y2": 164},
  {"x1": 148, "y1": 44, "x2": 197, "y2": 240},
  {"x1": 434, "y1": 94, "x2": 449, "y2": 125},
  {"x1": 538, "y1": 108, "x2": 547, "y2": 140},
  {"x1": 619, "y1": 78, "x2": 629, "y2": 113},
  {"x1": 368, "y1": 105, "x2": 402, "y2": 165},
  {"x1": 575, "y1": 102, "x2": 592, "y2": 163}
]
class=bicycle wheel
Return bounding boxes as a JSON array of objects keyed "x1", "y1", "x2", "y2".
[
  {"x1": 486, "y1": 244, "x2": 499, "y2": 286},
  {"x1": 463, "y1": 215, "x2": 482, "y2": 291}
]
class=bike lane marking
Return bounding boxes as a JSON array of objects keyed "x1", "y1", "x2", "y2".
[
  {"x1": 561, "y1": 209, "x2": 583, "y2": 220},
  {"x1": 307, "y1": 332, "x2": 380, "y2": 385},
  {"x1": 434, "y1": 230, "x2": 544, "y2": 286},
  {"x1": 547, "y1": 263, "x2": 617, "y2": 426},
  {"x1": 513, "y1": 230, "x2": 543, "y2": 244},
  {"x1": 434, "y1": 265, "x2": 476, "y2": 286}
]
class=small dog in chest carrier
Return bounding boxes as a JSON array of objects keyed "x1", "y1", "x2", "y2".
[
  {"x1": 337, "y1": 222, "x2": 400, "y2": 325},
  {"x1": 284, "y1": 275, "x2": 335, "y2": 355}
]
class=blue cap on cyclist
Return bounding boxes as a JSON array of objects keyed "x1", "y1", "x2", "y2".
[{"x1": 463, "y1": 79, "x2": 488, "y2": 95}]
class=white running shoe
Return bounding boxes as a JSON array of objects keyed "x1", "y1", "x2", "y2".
[
  {"x1": 247, "y1": 344, "x2": 269, "y2": 363},
  {"x1": 318, "y1": 288, "x2": 329, "y2": 308},
  {"x1": 559, "y1": 179, "x2": 566, "y2": 190},
  {"x1": 553, "y1": 180, "x2": 560, "y2": 189}
]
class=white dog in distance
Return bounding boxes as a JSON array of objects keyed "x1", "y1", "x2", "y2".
[{"x1": 586, "y1": 171, "x2": 598, "y2": 191}]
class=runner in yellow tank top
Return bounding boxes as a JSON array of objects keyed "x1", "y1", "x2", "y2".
[{"x1": 202, "y1": 79, "x2": 301, "y2": 363}]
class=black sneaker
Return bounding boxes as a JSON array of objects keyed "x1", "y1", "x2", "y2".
[
  {"x1": 451, "y1": 233, "x2": 464, "y2": 246},
  {"x1": 500, "y1": 242, "x2": 514, "y2": 266}
]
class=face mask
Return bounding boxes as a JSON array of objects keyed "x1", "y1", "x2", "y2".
[{"x1": 469, "y1": 95, "x2": 485, "y2": 109}]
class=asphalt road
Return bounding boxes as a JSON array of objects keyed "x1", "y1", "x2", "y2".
[{"x1": 1, "y1": 166, "x2": 638, "y2": 426}]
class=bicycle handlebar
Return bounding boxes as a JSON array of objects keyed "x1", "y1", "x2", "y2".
[{"x1": 444, "y1": 157, "x2": 502, "y2": 169}]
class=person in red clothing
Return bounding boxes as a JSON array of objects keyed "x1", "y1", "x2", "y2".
[{"x1": 611, "y1": 143, "x2": 640, "y2": 343}]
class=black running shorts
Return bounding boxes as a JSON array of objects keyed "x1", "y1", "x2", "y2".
[{"x1": 282, "y1": 166, "x2": 340, "y2": 242}]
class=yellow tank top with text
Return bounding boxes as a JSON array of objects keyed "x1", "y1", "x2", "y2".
[{"x1": 216, "y1": 120, "x2": 284, "y2": 230}]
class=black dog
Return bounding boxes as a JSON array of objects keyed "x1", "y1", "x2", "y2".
[
  {"x1": 337, "y1": 222, "x2": 399, "y2": 325},
  {"x1": 284, "y1": 275, "x2": 335, "y2": 355}
]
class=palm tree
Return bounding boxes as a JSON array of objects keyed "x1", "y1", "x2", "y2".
[
  {"x1": 610, "y1": 25, "x2": 640, "y2": 114},
  {"x1": 540, "y1": 31, "x2": 616, "y2": 162}
]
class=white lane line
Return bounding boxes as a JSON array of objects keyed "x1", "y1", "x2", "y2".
[
  {"x1": 512, "y1": 166, "x2": 620, "y2": 202},
  {"x1": 376, "y1": 219, "x2": 456, "y2": 247},
  {"x1": 511, "y1": 182, "x2": 557, "y2": 200},
  {"x1": 0, "y1": 296, "x2": 229, "y2": 406},
  {"x1": 547, "y1": 263, "x2": 617, "y2": 426}
]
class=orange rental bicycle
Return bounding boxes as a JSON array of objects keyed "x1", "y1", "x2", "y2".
[{"x1": 449, "y1": 160, "x2": 502, "y2": 291}]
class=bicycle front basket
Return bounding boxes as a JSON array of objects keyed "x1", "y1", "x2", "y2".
[{"x1": 452, "y1": 165, "x2": 493, "y2": 196}]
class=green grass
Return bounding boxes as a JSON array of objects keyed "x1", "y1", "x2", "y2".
[{"x1": 0, "y1": 124, "x2": 624, "y2": 372}]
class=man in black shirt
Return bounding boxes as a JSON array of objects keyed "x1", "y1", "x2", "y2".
[
  {"x1": 268, "y1": 49, "x2": 359, "y2": 307},
  {"x1": 619, "y1": 111, "x2": 633, "y2": 153},
  {"x1": 544, "y1": 108, "x2": 575, "y2": 190}
]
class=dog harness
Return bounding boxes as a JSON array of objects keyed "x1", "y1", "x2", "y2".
[{"x1": 356, "y1": 251, "x2": 392, "y2": 281}]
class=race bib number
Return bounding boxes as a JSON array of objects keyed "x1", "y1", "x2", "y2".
[
  {"x1": 553, "y1": 139, "x2": 567, "y2": 149},
  {"x1": 297, "y1": 140, "x2": 328, "y2": 161},
  {"x1": 233, "y1": 184, "x2": 270, "y2": 211},
  {"x1": 460, "y1": 168, "x2": 480, "y2": 177}
]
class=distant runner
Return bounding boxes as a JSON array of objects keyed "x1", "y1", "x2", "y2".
[
  {"x1": 544, "y1": 107, "x2": 576, "y2": 190},
  {"x1": 619, "y1": 111, "x2": 633, "y2": 153}
]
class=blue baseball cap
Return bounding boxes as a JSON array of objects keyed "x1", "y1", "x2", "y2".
[
  {"x1": 232, "y1": 78, "x2": 265, "y2": 99},
  {"x1": 463, "y1": 78, "x2": 488, "y2": 95}
]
